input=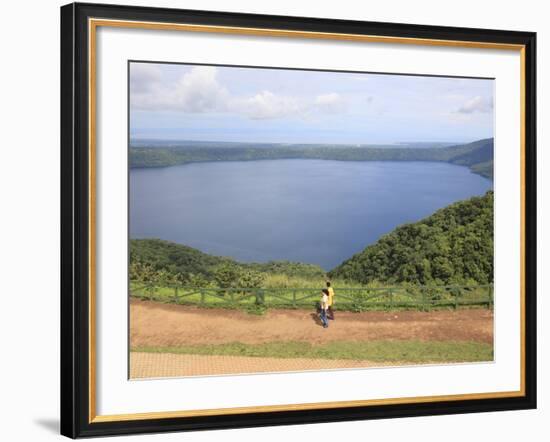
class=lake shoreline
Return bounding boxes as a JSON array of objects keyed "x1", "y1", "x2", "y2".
[
  {"x1": 130, "y1": 159, "x2": 492, "y2": 269},
  {"x1": 129, "y1": 137, "x2": 494, "y2": 179},
  {"x1": 130, "y1": 158, "x2": 492, "y2": 180}
]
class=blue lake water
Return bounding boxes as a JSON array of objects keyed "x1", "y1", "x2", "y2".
[{"x1": 130, "y1": 160, "x2": 493, "y2": 270}]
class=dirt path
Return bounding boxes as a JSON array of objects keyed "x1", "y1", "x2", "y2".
[{"x1": 130, "y1": 299, "x2": 493, "y2": 347}]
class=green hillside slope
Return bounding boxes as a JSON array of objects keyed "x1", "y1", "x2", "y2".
[
  {"x1": 448, "y1": 138, "x2": 493, "y2": 178},
  {"x1": 329, "y1": 191, "x2": 493, "y2": 285},
  {"x1": 130, "y1": 238, "x2": 325, "y2": 286},
  {"x1": 131, "y1": 191, "x2": 493, "y2": 288},
  {"x1": 129, "y1": 138, "x2": 494, "y2": 179}
]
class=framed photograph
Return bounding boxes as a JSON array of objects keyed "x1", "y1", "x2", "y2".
[{"x1": 60, "y1": 2, "x2": 536, "y2": 438}]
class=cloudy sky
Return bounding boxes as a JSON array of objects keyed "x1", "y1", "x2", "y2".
[{"x1": 130, "y1": 62, "x2": 494, "y2": 144}]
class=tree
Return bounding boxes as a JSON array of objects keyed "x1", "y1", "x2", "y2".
[
  {"x1": 187, "y1": 273, "x2": 211, "y2": 288},
  {"x1": 213, "y1": 263, "x2": 241, "y2": 288},
  {"x1": 130, "y1": 261, "x2": 159, "y2": 283},
  {"x1": 330, "y1": 191, "x2": 493, "y2": 285},
  {"x1": 238, "y1": 270, "x2": 266, "y2": 288}
]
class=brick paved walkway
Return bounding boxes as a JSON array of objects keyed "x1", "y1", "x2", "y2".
[{"x1": 130, "y1": 352, "x2": 401, "y2": 378}]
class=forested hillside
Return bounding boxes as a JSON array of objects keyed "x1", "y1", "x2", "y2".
[
  {"x1": 447, "y1": 138, "x2": 493, "y2": 178},
  {"x1": 329, "y1": 191, "x2": 494, "y2": 285},
  {"x1": 130, "y1": 238, "x2": 325, "y2": 288},
  {"x1": 130, "y1": 138, "x2": 494, "y2": 179},
  {"x1": 131, "y1": 191, "x2": 493, "y2": 288}
]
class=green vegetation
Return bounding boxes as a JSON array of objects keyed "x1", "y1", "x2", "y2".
[
  {"x1": 130, "y1": 238, "x2": 325, "y2": 288},
  {"x1": 130, "y1": 138, "x2": 494, "y2": 179},
  {"x1": 469, "y1": 161, "x2": 493, "y2": 179},
  {"x1": 132, "y1": 340, "x2": 493, "y2": 363},
  {"x1": 330, "y1": 191, "x2": 493, "y2": 286},
  {"x1": 130, "y1": 282, "x2": 493, "y2": 312},
  {"x1": 130, "y1": 192, "x2": 494, "y2": 312}
]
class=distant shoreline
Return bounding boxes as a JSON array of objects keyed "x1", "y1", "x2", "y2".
[
  {"x1": 129, "y1": 138, "x2": 494, "y2": 179},
  {"x1": 129, "y1": 157, "x2": 493, "y2": 180}
]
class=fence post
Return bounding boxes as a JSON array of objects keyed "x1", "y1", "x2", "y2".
[
  {"x1": 292, "y1": 290, "x2": 296, "y2": 308},
  {"x1": 389, "y1": 289, "x2": 394, "y2": 310},
  {"x1": 488, "y1": 285, "x2": 493, "y2": 309},
  {"x1": 174, "y1": 286, "x2": 178, "y2": 304},
  {"x1": 454, "y1": 288, "x2": 459, "y2": 310},
  {"x1": 420, "y1": 287, "x2": 429, "y2": 311},
  {"x1": 200, "y1": 289, "x2": 205, "y2": 306},
  {"x1": 255, "y1": 289, "x2": 265, "y2": 306}
]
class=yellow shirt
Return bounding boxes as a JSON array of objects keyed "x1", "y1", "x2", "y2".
[{"x1": 327, "y1": 287, "x2": 335, "y2": 306}]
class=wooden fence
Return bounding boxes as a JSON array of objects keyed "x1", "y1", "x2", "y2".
[{"x1": 130, "y1": 283, "x2": 493, "y2": 311}]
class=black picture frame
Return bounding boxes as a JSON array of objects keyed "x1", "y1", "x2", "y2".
[{"x1": 61, "y1": 2, "x2": 536, "y2": 438}]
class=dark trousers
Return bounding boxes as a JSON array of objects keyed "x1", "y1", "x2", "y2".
[
  {"x1": 328, "y1": 306, "x2": 335, "y2": 320},
  {"x1": 320, "y1": 309, "x2": 329, "y2": 327}
]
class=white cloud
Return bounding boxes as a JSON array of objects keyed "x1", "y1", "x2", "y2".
[
  {"x1": 456, "y1": 96, "x2": 493, "y2": 114},
  {"x1": 314, "y1": 93, "x2": 347, "y2": 113},
  {"x1": 235, "y1": 91, "x2": 306, "y2": 120},
  {"x1": 131, "y1": 64, "x2": 348, "y2": 120},
  {"x1": 131, "y1": 65, "x2": 230, "y2": 113},
  {"x1": 232, "y1": 91, "x2": 348, "y2": 120}
]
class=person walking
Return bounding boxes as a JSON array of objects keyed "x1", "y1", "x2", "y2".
[
  {"x1": 319, "y1": 289, "x2": 330, "y2": 328},
  {"x1": 326, "y1": 281, "x2": 335, "y2": 320}
]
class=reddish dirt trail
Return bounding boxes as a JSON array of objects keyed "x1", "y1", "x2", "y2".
[{"x1": 130, "y1": 299, "x2": 494, "y2": 347}]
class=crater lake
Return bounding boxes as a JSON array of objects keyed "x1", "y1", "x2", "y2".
[{"x1": 130, "y1": 159, "x2": 493, "y2": 270}]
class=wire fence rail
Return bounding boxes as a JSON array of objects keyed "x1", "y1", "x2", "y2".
[{"x1": 130, "y1": 282, "x2": 493, "y2": 312}]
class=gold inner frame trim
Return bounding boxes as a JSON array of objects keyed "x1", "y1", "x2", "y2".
[
  {"x1": 91, "y1": 390, "x2": 524, "y2": 423},
  {"x1": 88, "y1": 17, "x2": 527, "y2": 424},
  {"x1": 90, "y1": 18, "x2": 525, "y2": 50}
]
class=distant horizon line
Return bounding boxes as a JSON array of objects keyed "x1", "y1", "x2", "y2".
[{"x1": 129, "y1": 137, "x2": 492, "y2": 146}]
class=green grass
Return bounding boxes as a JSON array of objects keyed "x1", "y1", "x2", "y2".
[{"x1": 132, "y1": 340, "x2": 493, "y2": 363}]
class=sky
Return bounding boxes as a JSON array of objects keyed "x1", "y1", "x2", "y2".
[{"x1": 129, "y1": 62, "x2": 494, "y2": 144}]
